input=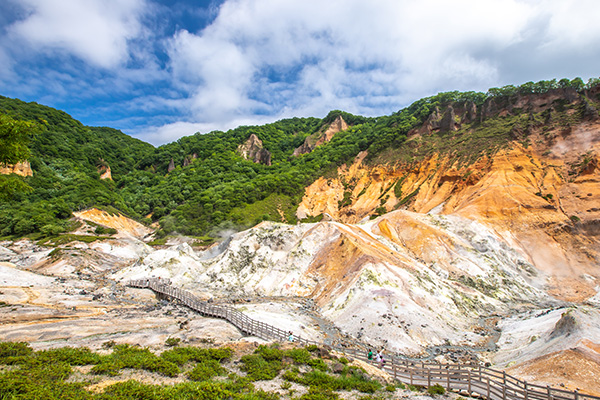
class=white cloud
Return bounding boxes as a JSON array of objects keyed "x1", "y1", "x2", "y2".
[
  {"x1": 165, "y1": 0, "x2": 546, "y2": 129},
  {"x1": 4, "y1": 0, "x2": 600, "y2": 146},
  {"x1": 132, "y1": 115, "x2": 278, "y2": 146},
  {"x1": 8, "y1": 0, "x2": 147, "y2": 68}
]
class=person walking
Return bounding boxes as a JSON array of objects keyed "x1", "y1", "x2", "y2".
[
  {"x1": 288, "y1": 331, "x2": 294, "y2": 342},
  {"x1": 367, "y1": 349, "x2": 373, "y2": 361}
]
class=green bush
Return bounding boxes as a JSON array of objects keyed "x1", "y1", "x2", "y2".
[
  {"x1": 427, "y1": 384, "x2": 446, "y2": 395},
  {"x1": 306, "y1": 345, "x2": 319, "y2": 352},
  {"x1": 34, "y1": 346, "x2": 100, "y2": 366},
  {"x1": 0, "y1": 341, "x2": 33, "y2": 364},
  {"x1": 307, "y1": 358, "x2": 328, "y2": 371},
  {"x1": 165, "y1": 337, "x2": 181, "y2": 347},
  {"x1": 240, "y1": 353, "x2": 283, "y2": 381},
  {"x1": 92, "y1": 344, "x2": 180, "y2": 377},
  {"x1": 187, "y1": 359, "x2": 226, "y2": 381},
  {"x1": 160, "y1": 346, "x2": 233, "y2": 366},
  {"x1": 285, "y1": 348, "x2": 311, "y2": 364}
]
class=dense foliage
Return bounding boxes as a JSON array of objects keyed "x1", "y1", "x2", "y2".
[
  {"x1": 1, "y1": 77, "x2": 598, "y2": 239},
  {"x1": 0, "y1": 341, "x2": 390, "y2": 400}
]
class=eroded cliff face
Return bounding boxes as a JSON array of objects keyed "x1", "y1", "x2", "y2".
[{"x1": 297, "y1": 101, "x2": 600, "y2": 304}]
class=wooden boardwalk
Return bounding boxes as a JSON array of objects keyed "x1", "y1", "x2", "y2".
[{"x1": 128, "y1": 278, "x2": 599, "y2": 400}]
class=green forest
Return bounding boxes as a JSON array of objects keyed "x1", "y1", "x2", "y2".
[{"x1": 0, "y1": 77, "x2": 597, "y2": 241}]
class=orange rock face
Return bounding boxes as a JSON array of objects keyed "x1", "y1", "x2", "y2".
[
  {"x1": 0, "y1": 160, "x2": 33, "y2": 177},
  {"x1": 298, "y1": 119, "x2": 600, "y2": 304}
]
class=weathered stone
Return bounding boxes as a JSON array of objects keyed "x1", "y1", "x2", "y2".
[{"x1": 237, "y1": 134, "x2": 272, "y2": 165}]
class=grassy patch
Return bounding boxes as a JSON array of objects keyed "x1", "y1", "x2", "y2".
[
  {"x1": 37, "y1": 234, "x2": 108, "y2": 246},
  {"x1": 228, "y1": 193, "x2": 299, "y2": 228},
  {"x1": 0, "y1": 341, "x2": 395, "y2": 399},
  {"x1": 91, "y1": 344, "x2": 180, "y2": 377}
]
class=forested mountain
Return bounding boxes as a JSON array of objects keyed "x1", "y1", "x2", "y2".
[{"x1": 0, "y1": 77, "x2": 597, "y2": 240}]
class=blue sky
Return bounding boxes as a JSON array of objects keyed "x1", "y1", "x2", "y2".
[{"x1": 1, "y1": 0, "x2": 600, "y2": 146}]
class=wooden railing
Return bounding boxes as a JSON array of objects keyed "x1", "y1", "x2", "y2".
[{"x1": 128, "y1": 278, "x2": 599, "y2": 400}]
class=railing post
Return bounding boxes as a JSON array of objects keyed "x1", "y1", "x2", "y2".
[
  {"x1": 574, "y1": 390, "x2": 579, "y2": 400},
  {"x1": 547, "y1": 385, "x2": 552, "y2": 400},
  {"x1": 428, "y1": 368, "x2": 431, "y2": 387},
  {"x1": 487, "y1": 376, "x2": 490, "y2": 400},
  {"x1": 447, "y1": 368, "x2": 450, "y2": 390},
  {"x1": 410, "y1": 368, "x2": 413, "y2": 385},
  {"x1": 524, "y1": 381, "x2": 528, "y2": 400},
  {"x1": 468, "y1": 369, "x2": 471, "y2": 395}
]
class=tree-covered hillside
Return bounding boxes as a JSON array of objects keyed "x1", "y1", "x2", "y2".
[{"x1": 0, "y1": 77, "x2": 597, "y2": 240}]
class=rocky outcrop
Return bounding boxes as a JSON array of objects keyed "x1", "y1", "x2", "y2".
[
  {"x1": 293, "y1": 115, "x2": 349, "y2": 156},
  {"x1": 167, "y1": 158, "x2": 176, "y2": 172},
  {"x1": 297, "y1": 91, "x2": 600, "y2": 304},
  {"x1": 237, "y1": 134, "x2": 272, "y2": 165},
  {"x1": 0, "y1": 160, "x2": 33, "y2": 177},
  {"x1": 183, "y1": 153, "x2": 197, "y2": 167}
]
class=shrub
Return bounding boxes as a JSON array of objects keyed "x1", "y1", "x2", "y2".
[
  {"x1": 285, "y1": 348, "x2": 311, "y2": 364},
  {"x1": 0, "y1": 341, "x2": 33, "y2": 364},
  {"x1": 428, "y1": 384, "x2": 446, "y2": 395},
  {"x1": 165, "y1": 337, "x2": 181, "y2": 347},
  {"x1": 240, "y1": 353, "x2": 283, "y2": 381},
  {"x1": 34, "y1": 346, "x2": 100, "y2": 366},
  {"x1": 307, "y1": 358, "x2": 328, "y2": 371},
  {"x1": 92, "y1": 344, "x2": 180, "y2": 377},
  {"x1": 187, "y1": 359, "x2": 226, "y2": 382}
]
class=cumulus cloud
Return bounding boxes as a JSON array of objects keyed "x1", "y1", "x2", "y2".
[
  {"x1": 133, "y1": 115, "x2": 277, "y2": 146},
  {"x1": 163, "y1": 0, "x2": 600, "y2": 132},
  {"x1": 3, "y1": 0, "x2": 600, "y2": 145},
  {"x1": 164, "y1": 0, "x2": 532, "y2": 126},
  {"x1": 7, "y1": 0, "x2": 147, "y2": 68}
]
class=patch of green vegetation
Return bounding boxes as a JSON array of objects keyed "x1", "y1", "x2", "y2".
[
  {"x1": 91, "y1": 344, "x2": 180, "y2": 377},
  {"x1": 187, "y1": 359, "x2": 226, "y2": 381},
  {"x1": 284, "y1": 365, "x2": 381, "y2": 394},
  {"x1": 165, "y1": 337, "x2": 181, "y2": 347},
  {"x1": 399, "y1": 187, "x2": 420, "y2": 206},
  {"x1": 427, "y1": 383, "x2": 446, "y2": 395},
  {"x1": 37, "y1": 234, "x2": 108, "y2": 246},
  {"x1": 94, "y1": 226, "x2": 118, "y2": 235},
  {"x1": 147, "y1": 237, "x2": 167, "y2": 246},
  {"x1": 393, "y1": 177, "x2": 405, "y2": 199},
  {"x1": 337, "y1": 191, "x2": 352, "y2": 209},
  {"x1": 229, "y1": 193, "x2": 299, "y2": 229},
  {"x1": 191, "y1": 236, "x2": 216, "y2": 247},
  {"x1": 240, "y1": 345, "x2": 284, "y2": 381},
  {"x1": 301, "y1": 214, "x2": 324, "y2": 223}
]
